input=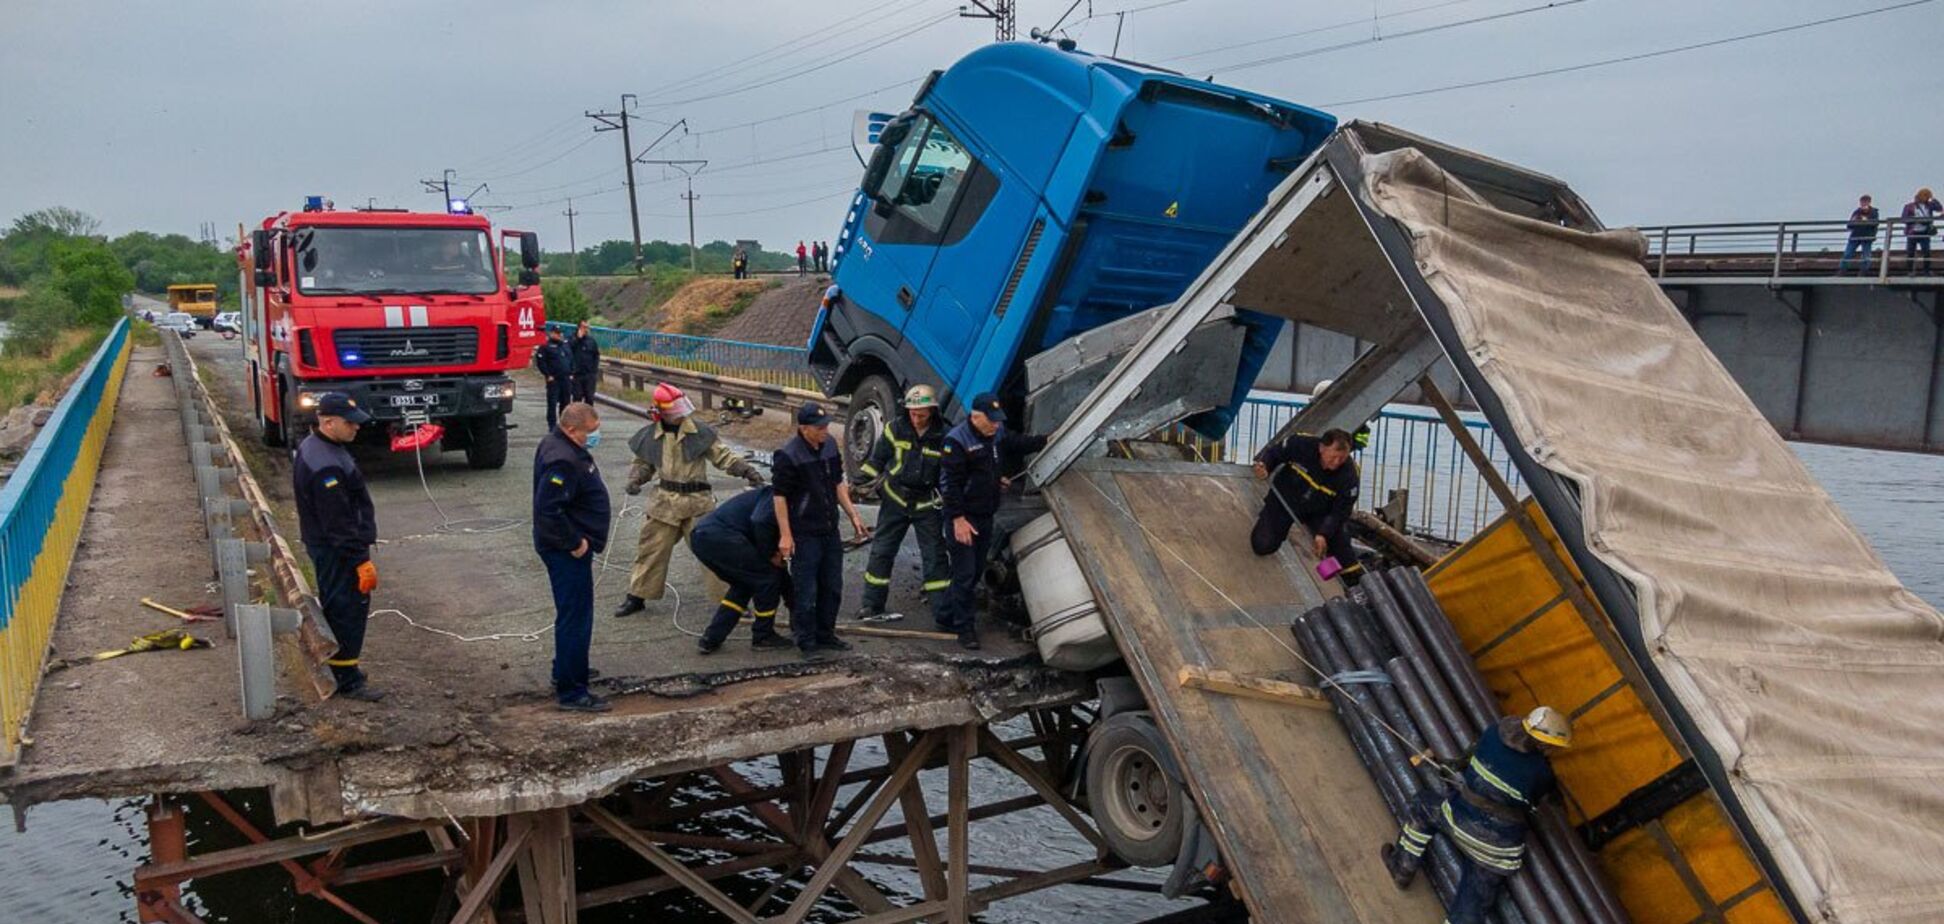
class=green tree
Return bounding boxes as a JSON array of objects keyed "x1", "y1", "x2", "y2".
[
  {"x1": 51, "y1": 238, "x2": 135, "y2": 326},
  {"x1": 5, "y1": 281, "x2": 77, "y2": 357},
  {"x1": 541, "y1": 278, "x2": 591, "y2": 325}
]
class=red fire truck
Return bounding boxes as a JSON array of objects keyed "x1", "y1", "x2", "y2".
[{"x1": 239, "y1": 200, "x2": 546, "y2": 469}]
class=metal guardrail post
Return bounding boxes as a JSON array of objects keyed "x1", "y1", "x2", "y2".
[
  {"x1": 1657, "y1": 227, "x2": 1669, "y2": 278},
  {"x1": 1772, "y1": 224, "x2": 1787, "y2": 284},
  {"x1": 235, "y1": 604, "x2": 276, "y2": 720}
]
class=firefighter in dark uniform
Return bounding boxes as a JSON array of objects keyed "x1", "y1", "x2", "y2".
[
  {"x1": 688, "y1": 486, "x2": 795, "y2": 654},
  {"x1": 534, "y1": 326, "x2": 573, "y2": 430},
  {"x1": 772, "y1": 402, "x2": 871, "y2": 658},
  {"x1": 936, "y1": 392, "x2": 1045, "y2": 651},
  {"x1": 1385, "y1": 707, "x2": 1573, "y2": 924},
  {"x1": 857, "y1": 384, "x2": 948, "y2": 620},
  {"x1": 532, "y1": 402, "x2": 612, "y2": 712},
  {"x1": 1250, "y1": 428, "x2": 1359, "y2": 563},
  {"x1": 292, "y1": 393, "x2": 382, "y2": 701},
  {"x1": 570, "y1": 320, "x2": 602, "y2": 402}
]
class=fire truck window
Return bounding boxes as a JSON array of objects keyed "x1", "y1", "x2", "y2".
[{"x1": 295, "y1": 228, "x2": 501, "y2": 296}]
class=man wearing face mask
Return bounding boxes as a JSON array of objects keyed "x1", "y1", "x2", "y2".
[
  {"x1": 292, "y1": 393, "x2": 382, "y2": 701},
  {"x1": 533, "y1": 402, "x2": 613, "y2": 712}
]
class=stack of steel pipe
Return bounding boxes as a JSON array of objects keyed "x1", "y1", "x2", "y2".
[{"x1": 1367, "y1": 565, "x2": 1631, "y2": 924}]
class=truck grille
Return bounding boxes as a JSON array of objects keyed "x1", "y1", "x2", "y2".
[{"x1": 333, "y1": 328, "x2": 478, "y2": 368}]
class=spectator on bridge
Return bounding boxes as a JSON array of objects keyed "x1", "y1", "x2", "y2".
[
  {"x1": 533, "y1": 402, "x2": 612, "y2": 713},
  {"x1": 570, "y1": 320, "x2": 601, "y2": 402},
  {"x1": 1903, "y1": 188, "x2": 1939, "y2": 275},
  {"x1": 1840, "y1": 195, "x2": 1881, "y2": 275},
  {"x1": 796, "y1": 240, "x2": 809, "y2": 276}
]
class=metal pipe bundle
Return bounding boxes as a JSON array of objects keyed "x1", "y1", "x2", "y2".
[{"x1": 1376, "y1": 566, "x2": 1631, "y2": 924}]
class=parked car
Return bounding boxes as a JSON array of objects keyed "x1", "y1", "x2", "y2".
[
  {"x1": 156, "y1": 312, "x2": 198, "y2": 338},
  {"x1": 212, "y1": 312, "x2": 241, "y2": 334}
]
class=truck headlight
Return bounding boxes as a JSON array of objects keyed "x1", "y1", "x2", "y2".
[
  {"x1": 484, "y1": 383, "x2": 515, "y2": 400},
  {"x1": 297, "y1": 392, "x2": 321, "y2": 410}
]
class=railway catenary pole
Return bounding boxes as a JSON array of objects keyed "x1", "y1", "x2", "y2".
[
  {"x1": 587, "y1": 94, "x2": 645, "y2": 274},
  {"x1": 562, "y1": 199, "x2": 579, "y2": 277}
]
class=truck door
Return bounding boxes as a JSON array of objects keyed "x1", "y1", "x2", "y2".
[{"x1": 859, "y1": 112, "x2": 1004, "y2": 387}]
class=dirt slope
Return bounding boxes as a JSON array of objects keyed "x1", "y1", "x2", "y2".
[{"x1": 710, "y1": 276, "x2": 826, "y2": 347}]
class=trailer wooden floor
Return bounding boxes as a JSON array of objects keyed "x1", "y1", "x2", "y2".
[{"x1": 1045, "y1": 457, "x2": 1443, "y2": 924}]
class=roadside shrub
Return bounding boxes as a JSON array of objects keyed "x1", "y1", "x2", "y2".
[
  {"x1": 541, "y1": 278, "x2": 591, "y2": 325},
  {"x1": 5, "y1": 282, "x2": 76, "y2": 357}
]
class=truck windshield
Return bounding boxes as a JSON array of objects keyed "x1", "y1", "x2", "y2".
[
  {"x1": 293, "y1": 227, "x2": 498, "y2": 296},
  {"x1": 870, "y1": 114, "x2": 974, "y2": 235}
]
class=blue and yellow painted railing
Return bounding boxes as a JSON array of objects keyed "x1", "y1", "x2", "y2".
[{"x1": 0, "y1": 318, "x2": 132, "y2": 765}]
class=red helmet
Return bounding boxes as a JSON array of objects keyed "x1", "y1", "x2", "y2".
[{"x1": 652, "y1": 383, "x2": 686, "y2": 407}]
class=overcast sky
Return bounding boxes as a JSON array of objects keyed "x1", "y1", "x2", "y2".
[{"x1": 2, "y1": 0, "x2": 1938, "y2": 253}]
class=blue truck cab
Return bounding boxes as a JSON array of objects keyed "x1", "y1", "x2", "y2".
[{"x1": 810, "y1": 41, "x2": 1335, "y2": 469}]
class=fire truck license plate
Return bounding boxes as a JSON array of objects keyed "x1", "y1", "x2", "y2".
[{"x1": 389, "y1": 394, "x2": 440, "y2": 407}]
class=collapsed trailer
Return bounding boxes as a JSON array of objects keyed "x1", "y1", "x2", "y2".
[{"x1": 1025, "y1": 122, "x2": 1944, "y2": 924}]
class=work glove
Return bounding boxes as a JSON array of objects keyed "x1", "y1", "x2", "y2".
[
  {"x1": 744, "y1": 471, "x2": 766, "y2": 488},
  {"x1": 356, "y1": 560, "x2": 379, "y2": 595}
]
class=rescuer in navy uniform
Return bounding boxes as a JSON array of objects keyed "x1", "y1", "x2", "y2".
[
  {"x1": 569, "y1": 320, "x2": 602, "y2": 402},
  {"x1": 292, "y1": 393, "x2": 383, "y2": 701},
  {"x1": 772, "y1": 402, "x2": 870, "y2": 659},
  {"x1": 533, "y1": 402, "x2": 612, "y2": 712},
  {"x1": 1384, "y1": 707, "x2": 1573, "y2": 924},
  {"x1": 687, "y1": 486, "x2": 795, "y2": 654},
  {"x1": 533, "y1": 326, "x2": 573, "y2": 429},
  {"x1": 936, "y1": 392, "x2": 1046, "y2": 651},
  {"x1": 1250, "y1": 428, "x2": 1359, "y2": 564}
]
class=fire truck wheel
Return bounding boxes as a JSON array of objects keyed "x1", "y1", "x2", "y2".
[
  {"x1": 464, "y1": 414, "x2": 509, "y2": 470},
  {"x1": 1085, "y1": 712, "x2": 1186, "y2": 867}
]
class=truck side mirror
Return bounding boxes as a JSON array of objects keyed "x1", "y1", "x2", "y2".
[
  {"x1": 520, "y1": 233, "x2": 542, "y2": 270},
  {"x1": 250, "y1": 230, "x2": 276, "y2": 288},
  {"x1": 519, "y1": 268, "x2": 540, "y2": 287}
]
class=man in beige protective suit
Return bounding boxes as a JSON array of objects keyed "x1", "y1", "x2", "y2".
[{"x1": 612, "y1": 383, "x2": 766, "y2": 617}]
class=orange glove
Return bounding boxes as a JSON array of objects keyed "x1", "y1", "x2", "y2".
[{"x1": 356, "y1": 560, "x2": 378, "y2": 595}]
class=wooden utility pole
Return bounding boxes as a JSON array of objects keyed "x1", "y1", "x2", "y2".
[
  {"x1": 561, "y1": 199, "x2": 580, "y2": 277},
  {"x1": 586, "y1": 95, "x2": 643, "y2": 274}
]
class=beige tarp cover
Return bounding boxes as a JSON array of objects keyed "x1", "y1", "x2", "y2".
[{"x1": 1363, "y1": 148, "x2": 1944, "y2": 924}]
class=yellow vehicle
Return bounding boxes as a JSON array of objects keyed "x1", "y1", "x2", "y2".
[{"x1": 165, "y1": 284, "x2": 219, "y2": 328}]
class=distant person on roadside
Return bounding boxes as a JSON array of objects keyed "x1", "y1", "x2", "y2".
[
  {"x1": 292, "y1": 393, "x2": 383, "y2": 701},
  {"x1": 1839, "y1": 194, "x2": 1881, "y2": 275},
  {"x1": 732, "y1": 246, "x2": 749, "y2": 280},
  {"x1": 773, "y1": 402, "x2": 871, "y2": 659},
  {"x1": 1904, "y1": 187, "x2": 1940, "y2": 275},
  {"x1": 611, "y1": 383, "x2": 766, "y2": 619},
  {"x1": 533, "y1": 402, "x2": 612, "y2": 713},
  {"x1": 534, "y1": 326, "x2": 573, "y2": 429},
  {"x1": 796, "y1": 240, "x2": 809, "y2": 276},
  {"x1": 819, "y1": 241, "x2": 831, "y2": 273},
  {"x1": 570, "y1": 320, "x2": 601, "y2": 402}
]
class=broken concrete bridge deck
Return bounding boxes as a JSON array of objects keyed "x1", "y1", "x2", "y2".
[{"x1": 1, "y1": 333, "x2": 1082, "y2": 823}]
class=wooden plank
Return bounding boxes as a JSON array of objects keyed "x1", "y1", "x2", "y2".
[
  {"x1": 1043, "y1": 460, "x2": 1444, "y2": 923},
  {"x1": 1177, "y1": 665, "x2": 1331, "y2": 710}
]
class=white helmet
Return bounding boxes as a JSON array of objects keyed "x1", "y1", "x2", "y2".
[{"x1": 1523, "y1": 706, "x2": 1573, "y2": 748}]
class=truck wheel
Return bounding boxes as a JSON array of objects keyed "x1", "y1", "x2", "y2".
[
  {"x1": 844, "y1": 375, "x2": 896, "y2": 484},
  {"x1": 465, "y1": 414, "x2": 509, "y2": 470},
  {"x1": 1085, "y1": 712, "x2": 1186, "y2": 867}
]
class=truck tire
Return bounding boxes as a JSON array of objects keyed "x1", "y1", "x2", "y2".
[
  {"x1": 1085, "y1": 712, "x2": 1186, "y2": 867},
  {"x1": 844, "y1": 374, "x2": 897, "y2": 484},
  {"x1": 465, "y1": 414, "x2": 509, "y2": 470}
]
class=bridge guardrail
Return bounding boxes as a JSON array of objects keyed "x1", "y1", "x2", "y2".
[
  {"x1": 562, "y1": 323, "x2": 816, "y2": 391},
  {"x1": 1639, "y1": 218, "x2": 1942, "y2": 283},
  {"x1": 0, "y1": 318, "x2": 131, "y2": 766}
]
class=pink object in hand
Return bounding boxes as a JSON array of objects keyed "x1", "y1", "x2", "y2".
[{"x1": 1316, "y1": 556, "x2": 1344, "y2": 580}]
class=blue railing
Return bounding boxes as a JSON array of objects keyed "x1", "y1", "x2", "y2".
[
  {"x1": 0, "y1": 318, "x2": 133, "y2": 764},
  {"x1": 556, "y1": 323, "x2": 815, "y2": 390}
]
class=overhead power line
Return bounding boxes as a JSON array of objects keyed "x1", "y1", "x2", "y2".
[
  {"x1": 1160, "y1": 0, "x2": 1486, "y2": 64},
  {"x1": 641, "y1": 0, "x2": 938, "y2": 102},
  {"x1": 1207, "y1": 0, "x2": 1591, "y2": 76},
  {"x1": 1322, "y1": 0, "x2": 1935, "y2": 106},
  {"x1": 641, "y1": 9, "x2": 961, "y2": 109}
]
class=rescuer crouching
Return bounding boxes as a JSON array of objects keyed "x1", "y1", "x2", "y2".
[
  {"x1": 292, "y1": 393, "x2": 383, "y2": 702},
  {"x1": 856, "y1": 384, "x2": 950, "y2": 621},
  {"x1": 612, "y1": 383, "x2": 765, "y2": 618},
  {"x1": 1383, "y1": 707, "x2": 1573, "y2": 924},
  {"x1": 1250, "y1": 428, "x2": 1360, "y2": 576},
  {"x1": 687, "y1": 486, "x2": 795, "y2": 654}
]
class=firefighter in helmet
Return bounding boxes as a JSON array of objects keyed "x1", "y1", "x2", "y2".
[{"x1": 856, "y1": 384, "x2": 950, "y2": 620}]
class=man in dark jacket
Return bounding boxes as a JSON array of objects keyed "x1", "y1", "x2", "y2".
[
  {"x1": 688, "y1": 486, "x2": 794, "y2": 654},
  {"x1": 533, "y1": 402, "x2": 612, "y2": 712},
  {"x1": 1250, "y1": 428, "x2": 1359, "y2": 565},
  {"x1": 773, "y1": 402, "x2": 870, "y2": 658},
  {"x1": 1839, "y1": 194, "x2": 1881, "y2": 275},
  {"x1": 570, "y1": 321, "x2": 602, "y2": 402},
  {"x1": 534, "y1": 327, "x2": 573, "y2": 429},
  {"x1": 858, "y1": 384, "x2": 948, "y2": 620},
  {"x1": 935, "y1": 392, "x2": 1046, "y2": 650},
  {"x1": 293, "y1": 393, "x2": 382, "y2": 700},
  {"x1": 1903, "y1": 187, "x2": 1940, "y2": 275}
]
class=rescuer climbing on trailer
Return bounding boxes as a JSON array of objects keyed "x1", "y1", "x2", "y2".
[
  {"x1": 1250, "y1": 428, "x2": 1360, "y2": 567},
  {"x1": 1384, "y1": 706, "x2": 1573, "y2": 924}
]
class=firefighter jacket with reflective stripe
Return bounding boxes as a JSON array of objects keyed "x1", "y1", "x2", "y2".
[
  {"x1": 860, "y1": 416, "x2": 944, "y2": 509},
  {"x1": 1451, "y1": 716, "x2": 1555, "y2": 843},
  {"x1": 625, "y1": 417, "x2": 759, "y2": 524},
  {"x1": 1256, "y1": 434, "x2": 1359, "y2": 539}
]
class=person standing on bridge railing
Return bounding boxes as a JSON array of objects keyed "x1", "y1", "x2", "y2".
[
  {"x1": 533, "y1": 403, "x2": 613, "y2": 713},
  {"x1": 857, "y1": 384, "x2": 949, "y2": 623},
  {"x1": 612, "y1": 383, "x2": 766, "y2": 619},
  {"x1": 570, "y1": 320, "x2": 602, "y2": 402},
  {"x1": 1840, "y1": 194, "x2": 1881, "y2": 275},
  {"x1": 292, "y1": 393, "x2": 384, "y2": 702},
  {"x1": 534, "y1": 326, "x2": 573, "y2": 429},
  {"x1": 1903, "y1": 187, "x2": 1940, "y2": 275}
]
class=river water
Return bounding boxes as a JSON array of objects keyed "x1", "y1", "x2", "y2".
[{"x1": 3, "y1": 441, "x2": 1940, "y2": 923}]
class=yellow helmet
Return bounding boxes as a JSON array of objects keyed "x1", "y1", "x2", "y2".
[
  {"x1": 1523, "y1": 706, "x2": 1572, "y2": 748},
  {"x1": 903, "y1": 384, "x2": 938, "y2": 408}
]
